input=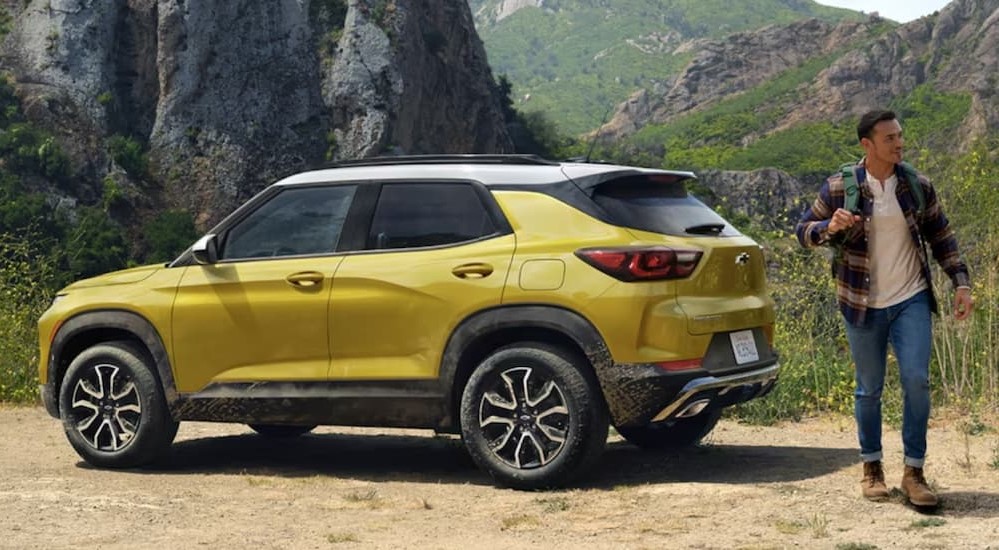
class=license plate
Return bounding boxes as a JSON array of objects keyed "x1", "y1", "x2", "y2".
[{"x1": 729, "y1": 330, "x2": 759, "y2": 364}]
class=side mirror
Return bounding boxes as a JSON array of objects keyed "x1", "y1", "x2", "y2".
[{"x1": 192, "y1": 234, "x2": 219, "y2": 265}]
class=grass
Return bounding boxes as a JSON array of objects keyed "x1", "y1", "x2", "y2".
[
  {"x1": 907, "y1": 517, "x2": 947, "y2": 530},
  {"x1": 343, "y1": 489, "x2": 384, "y2": 509},
  {"x1": 773, "y1": 519, "x2": 805, "y2": 535},
  {"x1": 807, "y1": 514, "x2": 830, "y2": 538},
  {"x1": 500, "y1": 514, "x2": 541, "y2": 530},
  {"x1": 326, "y1": 532, "x2": 359, "y2": 544},
  {"x1": 534, "y1": 496, "x2": 571, "y2": 512}
]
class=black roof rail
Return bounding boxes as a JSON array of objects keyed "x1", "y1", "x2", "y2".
[{"x1": 324, "y1": 154, "x2": 559, "y2": 168}]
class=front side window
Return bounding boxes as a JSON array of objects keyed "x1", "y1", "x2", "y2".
[
  {"x1": 367, "y1": 183, "x2": 497, "y2": 250},
  {"x1": 222, "y1": 185, "x2": 356, "y2": 260}
]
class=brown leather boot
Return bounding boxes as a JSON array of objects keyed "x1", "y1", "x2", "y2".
[
  {"x1": 861, "y1": 460, "x2": 890, "y2": 501},
  {"x1": 901, "y1": 465, "x2": 939, "y2": 507}
]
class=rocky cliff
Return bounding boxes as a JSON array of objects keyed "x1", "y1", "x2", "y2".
[
  {"x1": 1, "y1": 0, "x2": 512, "y2": 226},
  {"x1": 598, "y1": 0, "x2": 999, "y2": 148}
]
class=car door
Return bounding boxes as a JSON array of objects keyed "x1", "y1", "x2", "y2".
[
  {"x1": 171, "y1": 184, "x2": 356, "y2": 393},
  {"x1": 329, "y1": 181, "x2": 515, "y2": 380}
]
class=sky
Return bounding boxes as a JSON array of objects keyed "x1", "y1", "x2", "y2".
[{"x1": 814, "y1": 0, "x2": 953, "y2": 23}]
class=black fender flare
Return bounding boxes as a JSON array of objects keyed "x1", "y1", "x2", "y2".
[
  {"x1": 437, "y1": 305, "x2": 613, "y2": 429},
  {"x1": 46, "y1": 310, "x2": 177, "y2": 415}
]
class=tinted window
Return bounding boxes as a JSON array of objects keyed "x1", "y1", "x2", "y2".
[
  {"x1": 222, "y1": 185, "x2": 356, "y2": 260},
  {"x1": 367, "y1": 183, "x2": 496, "y2": 249},
  {"x1": 593, "y1": 178, "x2": 740, "y2": 237}
]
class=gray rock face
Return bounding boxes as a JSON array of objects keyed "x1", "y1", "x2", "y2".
[
  {"x1": 697, "y1": 168, "x2": 811, "y2": 231},
  {"x1": 327, "y1": 1, "x2": 511, "y2": 160},
  {"x1": 1, "y1": 0, "x2": 512, "y2": 226},
  {"x1": 150, "y1": 0, "x2": 325, "y2": 223}
]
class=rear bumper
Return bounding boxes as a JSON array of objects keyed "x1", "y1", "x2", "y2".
[
  {"x1": 649, "y1": 362, "x2": 778, "y2": 422},
  {"x1": 597, "y1": 358, "x2": 779, "y2": 427}
]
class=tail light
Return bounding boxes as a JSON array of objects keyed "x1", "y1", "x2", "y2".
[
  {"x1": 575, "y1": 246, "x2": 703, "y2": 281},
  {"x1": 656, "y1": 358, "x2": 702, "y2": 372}
]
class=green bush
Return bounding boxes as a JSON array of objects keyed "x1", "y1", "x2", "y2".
[
  {"x1": 142, "y1": 209, "x2": 198, "y2": 264},
  {"x1": 63, "y1": 207, "x2": 128, "y2": 279},
  {"x1": 0, "y1": 234, "x2": 61, "y2": 403},
  {"x1": 107, "y1": 134, "x2": 148, "y2": 177},
  {"x1": 0, "y1": 123, "x2": 72, "y2": 182}
]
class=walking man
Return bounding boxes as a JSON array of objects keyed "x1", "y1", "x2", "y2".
[{"x1": 795, "y1": 109, "x2": 973, "y2": 506}]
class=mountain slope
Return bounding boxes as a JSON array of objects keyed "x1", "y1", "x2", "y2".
[
  {"x1": 469, "y1": 0, "x2": 864, "y2": 133},
  {"x1": 598, "y1": 0, "x2": 997, "y2": 167}
]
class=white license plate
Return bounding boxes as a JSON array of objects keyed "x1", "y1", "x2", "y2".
[{"x1": 729, "y1": 330, "x2": 760, "y2": 364}]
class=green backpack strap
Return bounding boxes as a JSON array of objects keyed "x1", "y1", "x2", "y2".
[
  {"x1": 839, "y1": 163, "x2": 860, "y2": 213},
  {"x1": 899, "y1": 161, "x2": 925, "y2": 217}
]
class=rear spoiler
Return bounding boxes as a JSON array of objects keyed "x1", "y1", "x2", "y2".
[{"x1": 562, "y1": 168, "x2": 698, "y2": 192}]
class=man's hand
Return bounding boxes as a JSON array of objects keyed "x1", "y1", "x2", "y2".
[
  {"x1": 954, "y1": 287, "x2": 974, "y2": 321},
  {"x1": 828, "y1": 208, "x2": 861, "y2": 234}
]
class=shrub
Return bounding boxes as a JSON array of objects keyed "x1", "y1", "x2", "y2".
[
  {"x1": 107, "y1": 134, "x2": 148, "y2": 177},
  {"x1": 142, "y1": 209, "x2": 198, "y2": 264}
]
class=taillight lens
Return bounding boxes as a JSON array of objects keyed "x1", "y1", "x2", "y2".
[
  {"x1": 575, "y1": 246, "x2": 703, "y2": 281},
  {"x1": 656, "y1": 359, "x2": 702, "y2": 372}
]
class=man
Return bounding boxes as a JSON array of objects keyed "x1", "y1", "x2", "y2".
[{"x1": 795, "y1": 109, "x2": 973, "y2": 507}]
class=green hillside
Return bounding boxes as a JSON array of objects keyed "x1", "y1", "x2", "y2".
[{"x1": 470, "y1": 0, "x2": 865, "y2": 134}]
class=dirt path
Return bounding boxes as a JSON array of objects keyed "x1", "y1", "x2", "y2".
[{"x1": 1, "y1": 406, "x2": 997, "y2": 549}]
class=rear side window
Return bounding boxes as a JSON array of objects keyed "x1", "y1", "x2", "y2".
[
  {"x1": 592, "y1": 177, "x2": 740, "y2": 237},
  {"x1": 367, "y1": 183, "x2": 497, "y2": 249}
]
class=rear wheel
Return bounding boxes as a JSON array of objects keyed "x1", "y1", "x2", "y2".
[
  {"x1": 617, "y1": 409, "x2": 722, "y2": 451},
  {"x1": 248, "y1": 424, "x2": 317, "y2": 438},
  {"x1": 460, "y1": 344, "x2": 608, "y2": 490},
  {"x1": 58, "y1": 341, "x2": 178, "y2": 468}
]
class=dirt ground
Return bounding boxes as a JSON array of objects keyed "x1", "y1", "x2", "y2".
[{"x1": 1, "y1": 406, "x2": 997, "y2": 549}]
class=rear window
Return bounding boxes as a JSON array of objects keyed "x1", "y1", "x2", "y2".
[{"x1": 592, "y1": 176, "x2": 741, "y2": 237}]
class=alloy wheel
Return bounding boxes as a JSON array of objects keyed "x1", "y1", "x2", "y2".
[
  {"x1": 477, "y1": 366, "x2": 569, "y2": 469},
  {"x1": 69, "y1": 363, "x2": 142, "y2": 452}
]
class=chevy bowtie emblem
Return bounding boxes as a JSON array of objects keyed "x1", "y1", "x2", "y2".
[{"x1": 735, "y1": 252, "x2": 750, "y2": 265}]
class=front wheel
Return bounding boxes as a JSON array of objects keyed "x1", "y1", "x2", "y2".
[
  {"x1": 617, "y1": 409, "x2": 722, "y2": 451},
  {"x1": 58, "y1": 341, "x2": 179, "y2": 468},
  {"x1": 460, "y1": 344, "x2": 608, "y2": 490}
]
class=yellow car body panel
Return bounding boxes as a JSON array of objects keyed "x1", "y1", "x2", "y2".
[
  {"x1": 36, "y1": 267, "x2": 184, "y2": 385},
  {"x1": 329, "y1": 234, "x2": 516, "y2": 380},
  {"x1": 170, "y1": 256, "x2": 344, "y2": 392}
]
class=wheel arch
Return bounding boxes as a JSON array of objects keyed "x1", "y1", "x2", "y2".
[
  {"x1": 438, "y1": 305, "x2": 612, "y2": 432},
  {"x1": 46, "y1": 310, "x2": 177, "y2": 417}
]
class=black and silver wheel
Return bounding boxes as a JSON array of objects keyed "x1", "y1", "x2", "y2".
[
  {"x1": 460, "y1": 344, "x2": 608, "y2": 490},
  {"x1": 59, "y1": 341, "x2": 178, "y2": 468},
  {"x1": 248, "y1": 424, "x2": 317, "y2": 438},
  {"x1": 617, "y1": 408, "x2": 722, "y2": 451}
]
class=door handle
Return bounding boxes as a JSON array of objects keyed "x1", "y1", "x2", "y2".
[
  {"x1": 452, "y1": 263, "x2": 494, "y2": 279},
  {"x1": 286, "y1": 271, "x2": 325, "y2": 288}
]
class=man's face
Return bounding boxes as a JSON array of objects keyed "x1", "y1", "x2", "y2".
[{"x1": 861, "y1": 119, "x2": 904, "y2": 167}]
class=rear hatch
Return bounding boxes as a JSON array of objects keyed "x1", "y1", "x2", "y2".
[{"x1": 564, "y1": 165, "x2": 774, "y2": 338}]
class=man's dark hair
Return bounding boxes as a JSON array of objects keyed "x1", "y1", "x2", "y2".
[{"x1": 857, "y1": 110, "x2": 897, "y2": 142}]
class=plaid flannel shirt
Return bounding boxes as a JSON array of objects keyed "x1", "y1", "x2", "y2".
[{"x1": 795, "y1": 161, "x2": 971, "y2": 326}]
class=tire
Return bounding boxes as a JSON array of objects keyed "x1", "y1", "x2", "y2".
[
  {"x1": 460, "y1": 344, "x2": 609, "y2": 490},
  {"x1": 58, "y1": 341, "x2": 179, "y2": 468},
  {"x1": 617, "y1": 409, "x2": 722, "y2": 451},
  {"x1": 248, "y1": 424, "x2": 317, "y2": 438}
]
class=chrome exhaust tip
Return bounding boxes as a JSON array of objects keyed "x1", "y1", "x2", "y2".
[{"x1": 676, "y1": 398, "x2": 711, "y2": 418}]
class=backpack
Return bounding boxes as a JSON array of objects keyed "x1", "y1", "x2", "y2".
[{"x1": 840, "y1": 161, "x2": 925, "y2": 217}]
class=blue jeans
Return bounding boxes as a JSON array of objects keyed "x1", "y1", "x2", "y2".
[{"x1": 844, "y1": 290, "x2": 932, "y2": 468}]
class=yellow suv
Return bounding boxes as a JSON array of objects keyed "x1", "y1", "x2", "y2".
[{"x1": 38, "y1": 155, "x2": 778, "y2": 489}]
